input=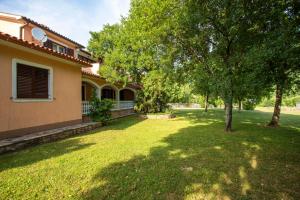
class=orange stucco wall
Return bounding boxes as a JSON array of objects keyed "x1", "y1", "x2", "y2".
[{"x1": 0, "y1": 44, "x2": 82, "y2": 134}]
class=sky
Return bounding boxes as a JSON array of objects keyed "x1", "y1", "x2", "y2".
[{"x1": 0, "y1": 0, "x2": 130, "y2": 47}]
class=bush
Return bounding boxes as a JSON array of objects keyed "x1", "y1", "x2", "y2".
[
  {"x1": 259, "y1": 95, "x2": 300, "y2": 107},
  {"x1": 258, "y1": 97, "x2": 274, "y2": 107},
  {"x1": 134, "y1": 71, "x2": 172, "y2": 114},
  {"x1": 243, "y1": 99, "x2": 257, "y2": 110},
  {"x1": 134, "y1": 93, "x2": 171, "y2": 114},
  {"x1": 283, "y1": 95, "x2": 300, "y2": 107},
  {"x1": 196, "y1": 95, "x2": 206, "y2": 108},
  {"x1": 89, "y1": 92, "x2": 113, "y2": 123}
]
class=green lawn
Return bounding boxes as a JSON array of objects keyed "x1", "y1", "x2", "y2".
[{"x1": 0, "y1": 109, "x2": 299, "y2": 200}]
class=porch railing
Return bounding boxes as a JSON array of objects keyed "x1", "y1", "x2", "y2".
[
  {"x1": 82, "y1": 101, "x2": 135, "y2": 115},
  {"x1": 82, "y1": 101, "x2": 92, "y2": 115},
  {"x1": 113, "y1": 101, "x2": 135, "y2": 110}
]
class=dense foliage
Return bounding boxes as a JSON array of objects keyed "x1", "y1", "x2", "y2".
[{"x1": 259, "y1": 95, "x2": 300, "y2": 107}]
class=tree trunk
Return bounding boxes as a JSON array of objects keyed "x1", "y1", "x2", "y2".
[
  {"x1": 238, "y1": 99, "x2": 242, "y2": 111},
  {"x1": 225, "y1": 96, "x2": 233, "y2": 132},
  {"x1": 223, "y1": 48, "x2": 233, "y2": 132},
  {"x1": 268, "y1": 83, "x2": 283, "y2": 127},
  {"x1": 204, "y1": 93, "x2": 209, "y2": 112}
]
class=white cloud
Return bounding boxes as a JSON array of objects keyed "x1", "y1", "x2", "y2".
[
  {"x1": 0, "y1": 0, "x2": 131, "y2": 46},
  {"x1": 103, "y1": 0, "x2": 130, "y2": 21}
]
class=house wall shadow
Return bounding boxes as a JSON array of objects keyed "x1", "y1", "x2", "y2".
[
  {"x1": 174, "y1": 109, "x2": 300, "y2": 131},
  {"x1": 107, "y1": 115, "x2": 146, "y2": 131},
  {"x1": 0, "y1": 115, "x2": 145, "y2": 172}
]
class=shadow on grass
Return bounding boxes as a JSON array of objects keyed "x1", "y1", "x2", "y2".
[
  {"x1": 0, "y1": 138, "x2": 96, "y2": 173},
  {"x1": 107, "y1": 115, "x2": 146, "y2": 131},
  {"x1": 174, "y1": 109, "x2": 300, "y2": 131},
  {"x1": 0, "y1": 115, "x2": 145, "y2": 173},
  {"x1": 81, "y1": 110, "x2": 300, "y2": 200}
]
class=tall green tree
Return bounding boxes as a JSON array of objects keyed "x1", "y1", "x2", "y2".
[
  {"x1": 88, "y1": 2, "x2": 182, "y2": 112},
  {"x1": 241, "y1": 0, "x2": 300, "y2": 126},
  {"x1": 176, "y1": 0, "x2": 271, "y2": 131},
  {"x1": 261, "y1": 0, "x2": 300, "y2": 127}
]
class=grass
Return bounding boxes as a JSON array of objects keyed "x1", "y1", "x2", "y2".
[{"x1": 0, "y1": 109, "x2": 299, "y2": 200}]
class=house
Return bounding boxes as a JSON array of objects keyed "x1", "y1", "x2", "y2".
[{"x1": 0, "y1": 12, "x2": 137, "y2": 139}]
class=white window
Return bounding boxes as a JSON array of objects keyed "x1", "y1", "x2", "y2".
[
  {"x1": 12, "y1": 58, "x2": 53, "y2": 102},
  {"x1": 52, "y1": 43, "x2": 66, "y2": 54}
]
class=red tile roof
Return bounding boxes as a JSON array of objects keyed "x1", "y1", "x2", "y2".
[
  {"x1": 82, "y1": 68, "x2": 142, "y2": 89},
  {"x1": 82, "y1": 68, "x2": 101, "y2": 78},
  {"x1": 0, "y1": 32, "x2": 91, "y2": 67},
  {"x1": 79, "y1": 48, "x2": 92, "y2": 55},
  {"x1": 128, "y1": 83, "x2": 142, "y2": 90}
]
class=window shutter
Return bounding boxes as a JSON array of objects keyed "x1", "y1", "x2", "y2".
[
  {"x1": 67, "y1": 48, "x2": 74, "y2": 56},
  {"x1": 17, "y1": 64, "x2": 33, "y2": 98},
  {"x1": 17, "y1": 63, "x2": 49, "y2": 99},
  {"x1": 43, "y1": 39, "x2": 53, "y2": 49},
  {"x1": 33, "y1": 68, "x2": 49, "y2": 98}
]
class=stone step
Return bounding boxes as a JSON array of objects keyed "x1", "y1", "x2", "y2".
[{"x1": 0, "y1": 122, "x2": 102, "y2": 154}]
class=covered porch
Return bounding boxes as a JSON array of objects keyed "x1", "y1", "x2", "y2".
[{"x1": 81, "y1": 79, "x2": 136, "y2": 115}]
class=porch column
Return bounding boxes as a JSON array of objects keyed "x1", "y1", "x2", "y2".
[
  {"x1": 116, "y1": 89, "x2": 120, "y2": 109},
  {"x1": 97, "y1": 87, "x2": 101, "y2": 100}
]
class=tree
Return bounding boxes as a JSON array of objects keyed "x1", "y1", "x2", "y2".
[
  {"x1": 264, "y1": 1, "x2": 300, "y2": 127},
  {"x1": 245, "y1": 0, "x2": 300, "y2": 126},
  {"x1": 178, "y1": 0, "x2": 272, "y2": 131},
  {"x1": 233, "y1": 53, "x2": 273, "y2": 112},
  {"x1": 193, "y1": 60, "x2": 218, "y2": 112},
  {"x1": 88, "y1": 3, "x2": 181, "y2": 113},
  {"x1": 135, "y1": 70, "x2": 182, "y2": 113},
  {"x1": 88, "y1": 24, "x2": 120, "y2": 60}
]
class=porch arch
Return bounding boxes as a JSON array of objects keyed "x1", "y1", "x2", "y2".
[
  {"x1": 82, "y1": 78, "x2": 101, "y2": 100},
  {"x1": 119, "y1": 87, "x2": 136, "y2": 101},
  {"x1": 100, "y1": 84, "x2": 119, "y2": 100}
]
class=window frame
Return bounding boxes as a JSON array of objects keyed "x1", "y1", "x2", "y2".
[
  {"x1": 12, "y1": 58, "x2": 53, "y2": 102},
  {"x1": 52, "y1": 42, "x2": 66, "y2": 54}
]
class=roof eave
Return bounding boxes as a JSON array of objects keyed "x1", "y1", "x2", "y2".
[
  {"x1": 0, "y1": 33, "x2": 91, "y2": 67},
  {"x1": 21, "y1": 16, "x2": 85, "y2": 48}
]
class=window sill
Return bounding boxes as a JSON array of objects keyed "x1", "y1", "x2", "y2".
[{"x1": 12, "y1": 98, "x2": 54, "y2": 103}]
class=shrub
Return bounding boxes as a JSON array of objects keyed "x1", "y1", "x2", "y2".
[
  {"x1": 196, "y1": 95, "x2": 206, "y2": 108},
  {"x1": 134, "y1": 92, "x2": 171, "y2": 114},
  {"x1": 243, "y1": 99, "x2": 257, "y2": 110},
  {"x1": 89, "y1": 92, "x2": 113, "y2": 123},
  {"x1": 258, "y1": 97, "x2": 274, "y2": 107},
  {"x1": 134, "y1": 71, "x2": 172, "y2": 114},
  {"x1": 282, "y1": 95, "x2": 300, "y2": 107}
]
